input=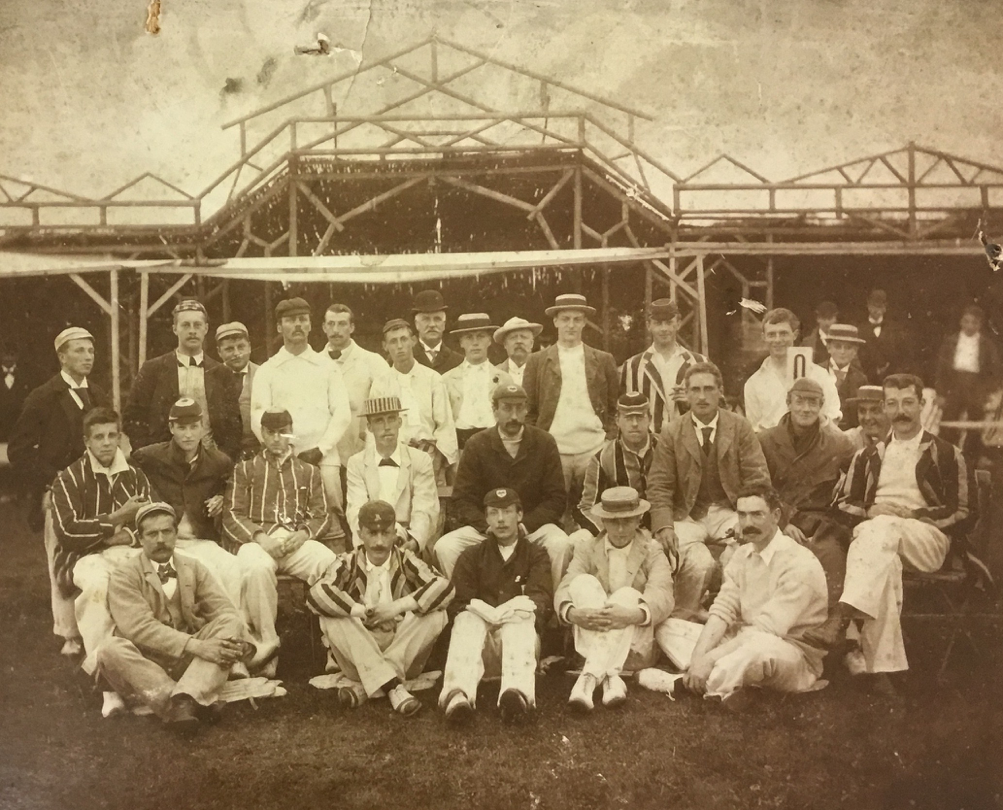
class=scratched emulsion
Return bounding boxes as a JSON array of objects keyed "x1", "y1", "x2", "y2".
[{"x1": 0, "y1": 0, "x2": 1000, "y2": 203}]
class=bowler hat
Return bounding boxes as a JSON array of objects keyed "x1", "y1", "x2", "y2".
[{"x1": 412, "y1": 290, "x2": 448, "y2": 314}]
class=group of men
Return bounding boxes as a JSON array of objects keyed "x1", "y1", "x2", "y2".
[{"x1": 6, "y1": 284, "x2": 978, "y2": 727}]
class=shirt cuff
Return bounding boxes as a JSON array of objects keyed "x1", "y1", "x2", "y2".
[
  {"x1": 637, "y1": 603, "x2": 651, "y2": 627},
  {"x1": 350, "y1": 603, "x2": 367, "y2": 619},
  {"x1": 559, "y1": 602, "x2": 573, "y2": 624}
]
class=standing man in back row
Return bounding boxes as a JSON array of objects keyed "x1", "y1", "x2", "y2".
[
  {"x1": 523, "y1": 294, "x2": 619, "y2": 516},
  {"x1": 251, "y1": 298, "x2": 352, "y2": 542},
  {"x1": 412, "y1": 290, "x2": 462, "y2": 374}
]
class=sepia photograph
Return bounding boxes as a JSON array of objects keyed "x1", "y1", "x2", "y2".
[{"x1": 1, "y1": 1, "x2": 1001, "y2": 808}]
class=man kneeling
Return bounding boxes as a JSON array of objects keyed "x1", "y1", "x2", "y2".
[
  {"x1": 555, "y1": 486, "x2": 674, "y2": 711},
  {"x1": 682, "y1": 486, "x2": 828, "y2": 705},
  {"x1": 440, "y1": 488, "x2": 552, "y2": 725},
  {"x1": 308, "y1": 500, "x2": 453, "y2": 716},
  {"x1": 97, "y1": 502, "x2": 254, "y2": 728}
]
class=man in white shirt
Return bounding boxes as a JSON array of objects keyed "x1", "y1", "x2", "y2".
[
  {"x1": 322, "y1": 303, "x2": 389, "y2": 467},
  {"x1": 743, "y1": 307, "x2": 841, "y2": 433},
  {"x1": 345, "y1": 396, "x2": 440, "y2": 552},
  {"x1": 369, "y1": 319, "x2": 458, "y2": 481},
  {"x1": 494, "y1": 316, "x2": 542, "y2": 388},
  {"x1": 681, "y1": 486, "x2": 829, "y2": 705},
  {"x1": 250, "y1": 297, "x2": 352, "y2": 540},
  {"x1": 806, "y1": 374, "x2": 972, "y2": 695},
  {"x1": 620, "y1": 298, "x2": 707, "y2": 435},
  {"x1": 442, "y1": 313, "x2": 505, "y2": 450},
  {"x1": 215, "y1": 322, "x2": 260, "y2": 459}
]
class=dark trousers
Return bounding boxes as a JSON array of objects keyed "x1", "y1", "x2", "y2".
[{"x1": 941, "y1": 371, "x2": 988, "y2": 456}]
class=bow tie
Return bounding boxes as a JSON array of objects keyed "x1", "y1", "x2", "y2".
[
  {"x1": 328, "y1": 349, "x2": 342, "y2": 360},
  {"x1": 378, "y1": 457, "x2": 398, "y2": 468},
  {"x1": 178, "y1": 358, "x2": 202, "y2": 368},
  {"x1": 157, "y1": 563, "x2": 177, "y2": 583}
]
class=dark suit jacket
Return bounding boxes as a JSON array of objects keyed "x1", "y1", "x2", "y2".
[
  {"x1": 833, "y1": 364, "x2": 869, "y2": 428},
  {"x1": 799, "y1": 328, "x2": 831, "y2": 367},
  {"x1": 131, "y1": 440, "x2": 233, "y2": 542},
  {"x1": 935, "y1": 332, "x2": 1002, "y2": 398},
  {"x1": 856, "y1": 319, "x2": 913, "y2": 383},
  {"x1": 0, "y1": 367, "x2": 33, "y2": 441},
  {"x1": 414, "y1": 342, "x2": 463, "y2": 374},
  {"x1": 108, "y1": 552, "x2": 244, "y2": 662},
  {"x1": 8, "y1": 374, "x2": 111, "y2": 528},
  {"x1": 523, "y1": 343, "x2": 619, "y2": 439},
  {"x1": 452, "y1": 425, "x2": 567, "y2": 534},
  {"x1": 647, "y1": 408, "x2": 771, "y2": 533},
  {"x1": 123, "y1": 351, "x2": 242, "y2": 460}
]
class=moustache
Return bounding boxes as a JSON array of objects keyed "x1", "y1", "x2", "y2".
[
  {"x1": 893, "y1": 414, "x2": 912, "y2": 423},
  {"x1": 742, "y1": 528, "x2": 761, "y2": 538}
]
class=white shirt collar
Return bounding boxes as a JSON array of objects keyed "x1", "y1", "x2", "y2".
[
  {"x1": 364, "y1": 552, "x2": 393, "y2": 574},
  {"x1": 889, "y1": 429, "x2": 924, "y2": 450},
  {"x1": 558, "y1": 342, "x2": 584, "y2": 357},
  {"x1": 377, "y1": 445, "x2": 403, "y2": 466},
  {"x1": 175, "y1": 350, "x2": 205, "y2": 365},
  {"x1": 648, "y1": 342, "x2": 682, "y2": 359},
  {"x1": 328, "y1": 340, "x2": 354, "y2": 360},
  {"x1": 756, "y1": 529, "x2": 786, "y2": 566},
  {"x1": 462, "y1": 359, "x2": 490, "y2": 371},
  {"x1": 60, "y1": 370, "x2": 88, "y2": 389},
  {"x1": 691, "y1": 411, "x2": 719, "y2": 431},
  {"x1": 275, "y1": 345, "x2": 322, "y2": 365},
  {"x1": 86, "y1": 448, "x2": 130, "y2": 478},
  {"x1": 603, "y1": 537, "x2": 634, "y2": 557},
  {"x1": 420, "y1": 339, "x2": 442, "y2": 354}
]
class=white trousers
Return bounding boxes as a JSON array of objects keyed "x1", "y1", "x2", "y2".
[
  {"x1": 320, "y1": 611, "x2": 447, "y2": 697},
  {"x1": 174, "y1": 539, "x2": 244, "y2": 608},
  {"x1": 237, "y1": 537, "x2": 338, "y2": 652},
  {"x1": 567, "y1": 575, "x2": 656, "y2": 678},
  {"x1": 43, "y1": 497, "x2": 78, "y2": 640},
  {"x1": 435, "y1": 523, "x2": 571, "y2": 591},
  {"x1": 72, "y1": 546, "x2": 140, "y2": 675},
  {"x1": 840, "y1": 515, "x2": 949, "y2": 673},
  {"x1": 440, "y1": 610, "x2": 540, "y2": 708},
  {"x1": 703, "y1": 626, "x2": 820, "y2": 699},
  {"x1": 673, "y1": 505, "x2": 738, "y2": 615}
]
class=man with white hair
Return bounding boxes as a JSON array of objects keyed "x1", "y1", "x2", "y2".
[
  {"x1": 9, "y1": 325, "x2": 111, "y2": 655},
  {"x1": 494, "y1": 316, "x2": 543, "y2": 388}
]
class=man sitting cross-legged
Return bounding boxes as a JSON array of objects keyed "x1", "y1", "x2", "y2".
[
  {"x1": 97, "y1": 502, "x2": 255, "y2": 730},
  {"x1": 803, "y1": 374, "x2": 972, "y2": 695},
  {"x1": 222, "y1": 408, "x2": 338, "y2": 675},
  {"x1": 435, "y1": 382, "x2": 571, "y2": 591},
  {"x1": 50, "y1": 407, "x2": 152, "y2": 715},
  {"x1": 555, "y1": 486, "x2": 675, "y2": 712},
  {"x1": 307, "y1": 500, "x2": 454, "y2": 717},
  {"x1": 439, "y1": 488, "x2": 553, "y2": 725},
  {"x1": 345, "y1": 396, "x2": 439, "y2": 554},
  {"x1": 681, "y1": 486, "x2": 829, "y2": 706}
]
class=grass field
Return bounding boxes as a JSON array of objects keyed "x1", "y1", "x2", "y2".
[{"x1": 1, "y1": 501, "x2": 1001, "y2": 810}]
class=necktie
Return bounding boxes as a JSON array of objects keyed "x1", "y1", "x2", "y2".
[
  {"x1": 72, "y1": 387, "x2": 92, "y2": 410},
  {"x1": 378, "y1": 457, "x2": 398, "y2": 468},
  {"x1": 178, "y1": 357, "x2": 202, "y2": 368},
  {"x1": 329, "y1": 349, "x2": 342, "y2": 360},
  {"x1": 701, "y1": 426, "x2": 713, "y2": 455},
  {"x1": 157, "y1": 563, "x2": 177, "y2": 583}
]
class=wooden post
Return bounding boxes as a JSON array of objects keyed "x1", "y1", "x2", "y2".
[
  {"x1": 907, "y1": 141, "x2": 917, "y2": 238},
  {"x1": 602, "y1": 265, "x2": 611, "y2": 351},
  {"x1": 110, "y1": 269, "x2": 121, "y2": 412},
  {"x1": 222, "y1": 279, "x2": 231, "y2": 321},
  {"x1": 265, "y1": 283, "x2": 275, "y2": 354},
  {"x1": 138, "y1": 271, "x2": 149, "y2": 367},
  {"x1": 696, "y1": 254, "x2": 709, "y2": 355},
  {"x1": 573, "y1": 166, "x2": 583, "y2": 250},
  {"x1": 766, "y1": 235, "x2": 775, "y2": 310},
  {"x1": 288, "y1": 170, "x2": 298, "y2": 258}
]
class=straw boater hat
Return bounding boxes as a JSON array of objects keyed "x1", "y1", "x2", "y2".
[
  {"x1": 450, "y1": 313, "x2": 499, "y2": 335},
  {"x1": 364, "y1": 396, "x2": 405, "y2": 417},
  {"x1": 590, "y1": 486, "x2": 650, "y2": 521},
  {"x1": 847, "y1": 384, "x2": 883, "y2": 405},
  {"x1": 53, "y1": 326, "x2": 94, "y2": 353},
  {"x1": 826, "y1": 324, "x2": 867, "y2": 345},
  {"x1": 494, "y1": 316, "x2": 543, "y2": 343},
  {"x1": 545, "y1": 293, "x2": 596, "y2": 317}
]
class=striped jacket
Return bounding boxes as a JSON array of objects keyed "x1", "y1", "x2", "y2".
[
  {"x1": 620, "y1": 345, "x2": 706, "y2": 435},
  {"x1": 835, "y1": 430, "x2": 972, "y2": 531},
  {"x1": 574, "y1": 435, "x2": 658, "y2": 535},
  {"x1": 50, "y1": 450, "x2": 152, "y2": 593},
  {"x1": 307, "y1": 546, "x2": 454, "y2": 618},
  {"x1": 222, "y1": 451, "x2": 331, "y2": 554}
]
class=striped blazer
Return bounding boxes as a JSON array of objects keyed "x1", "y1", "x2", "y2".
[
  {"x1": 620, "y1": 345, "x2": 707, "y2": 435},
  {"x1": 574, "y1": 435, "x2": 658, "y2": 535},
  {"x1": 307, "y1": 546, "x2": 454, "y2": 618},
  {"x1": 50, "y1": 451, "x2": 152, "y2": 593},
  {"x1": 835, "y1": 430, "x2": 972, "y2": 532},
  {"x1": 222, "y1": 451, "x2": 331, "y2": 553}
]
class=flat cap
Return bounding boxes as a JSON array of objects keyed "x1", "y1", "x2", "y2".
[
  {"x1": 168, "y1": 397, "x2": 203, "y2": 423},
  {"x1": 358, "y1": 500, "x2": 397, "y2": 532},
  {"x1": 275, "y1": 298, "x2": 311, "y2": 320},
  {"x1": 788, "y1": 377, "x2": 824, "y2": 398},
  {"x1": 484, "y1": 487, "x2": 522, "y2": 509},
  {"x1": 260, "y1": 409, "x2": 293, "y2": 431},
  {"x1": 215, "y1": 322, "x2": 249, "y2": 343},
  {"x1": 54, "y1": 326, "x2": 94, "y2": 353},
  {"x1": 382, "y1": 318, "x2": 412, "y2": 335}
]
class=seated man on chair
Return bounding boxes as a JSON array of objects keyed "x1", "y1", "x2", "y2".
[
  {"x1": 804, "y1": 374, "x2": 973, "y2": 695},
  {"x1": 98, "y1": 502, "x2": 254, "y2": 729},
  {"x1": 681, "y1": 486, "x2": 829, "y2": 706},
  {"x1": 223, "y1": 408, "x2": 338, "y2": 675},
  {"x1": 345, "y1": 396, "x2": 439, "y2": 553},
  {"x1": 307, "y1": 500, "x2": 453, "y2": 717},
  {"x1": 555, "y1": 486, "x2": 674, "y2": 712},
  {"x1": 439, "y1": 488, "x2": 552, "y2": 725},
  {"x1": 435, "y1": 382, "x2": 570, "y2": 591}
]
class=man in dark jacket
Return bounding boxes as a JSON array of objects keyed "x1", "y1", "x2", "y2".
[
  {"x1": 124, "y1": 299, "x2": 241, "y2": 461},
  {"x1": 9, "y1": 326, "x2": 111, "y2": 653},
  {"x1": 856, "y1": 289, "x2": 914, "y2": 383},
  {"x1": 439, "y1": 488, "x2": 552, "y2": 725},
  {"x1": 434, "y1": 383, "x2": 570, "y2": 590},
  {"x1": 411, "y1": 290, "x2": 462, "y2": 374},
  {"x1": 823, "y1": 324, "x2": 870, "y2": 429}
]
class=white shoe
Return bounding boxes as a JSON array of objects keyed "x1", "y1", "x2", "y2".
[
  {"x1": 844, "y1": 647, "x2": 867, "y2": 676},
  {"x1": 229, "y1": 662, "x2": 251, "y2": 680},
  {"x1": 388, "y1": 684, "x2": 421, "y2": 716},
  {"x1": 602, "y1": 675, "x2": 628, "y2": 707},
  {"x1": 637, "y1": 668, "x2": 684, "y2": 696},
  {"x1": 101, "y1": 691, "x2": 127, "y2": 718},
  {"x1": 60, "y1": 638, "x2": 83, "y2": 658},
  {"x1": 442, "y1": 691, "x2": 474, "y2": 725},
  {"x1": 568, "y1": 673, "x2": 597, "y2": 712}
]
